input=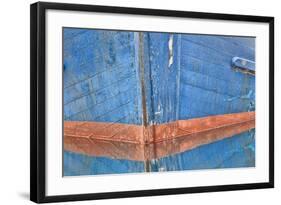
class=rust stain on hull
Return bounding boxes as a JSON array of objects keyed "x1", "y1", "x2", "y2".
[{"x1": 64, "y1": 111, "x2": 255, "y2": 161}]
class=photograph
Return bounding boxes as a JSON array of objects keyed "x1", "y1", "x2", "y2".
[
  {"x1": 63, "y1": 28, "x2": 256, "y2": 176},
  {"x1": 29, "y1": 2, "x2": 274, "y2": 202}
]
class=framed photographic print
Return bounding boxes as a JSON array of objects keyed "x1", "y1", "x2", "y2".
[{"x1": 30, "y1": 1, "x2": 274, "y2": 203}]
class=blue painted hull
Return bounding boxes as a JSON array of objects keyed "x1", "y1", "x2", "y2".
[{"x1": 63, "y1": 28, "x2": 255, "y2": 175}]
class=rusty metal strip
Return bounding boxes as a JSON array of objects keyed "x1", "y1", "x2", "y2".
[{"x1": 64, "y1": 111, "x2": 255, "y2": 161}]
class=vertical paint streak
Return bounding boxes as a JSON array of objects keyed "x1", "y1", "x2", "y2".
[
  {"x1": 147, "y1": 34, "x2": 156, "y2": 125},
  {"x1": 147, "y1": 34, "x2": 158, "y2": 161},
  {"x1": 138, "y1": 32, "x2": 151, "y2": 172},
  {"x1": 176, "y1": 34, "x2": 182, "y2": 121},
  {"x1": 134, "y1": 33, "x2": 143, "y2": 125},
  {"x1": 138, "y1": 32, "x2": 148, "y2": 127}
]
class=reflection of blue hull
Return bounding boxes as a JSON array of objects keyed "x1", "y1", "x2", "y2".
[
  {"x1": 63, "y1": 28, "x2": 255, "y2": 175},
  {"x1": 64, "y1": 130, "x2": 255, "y2": 176}
]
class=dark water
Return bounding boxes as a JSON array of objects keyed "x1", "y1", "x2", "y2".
[{"x1": 64, "y1": 130, "x2": 255, "y2": 176}]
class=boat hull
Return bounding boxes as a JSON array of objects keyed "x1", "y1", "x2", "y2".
[{"x1": 63, "y1": 28, "x2": 255, "y2": 175}]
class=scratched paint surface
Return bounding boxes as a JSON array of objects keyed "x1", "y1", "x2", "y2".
[
  {"x1": 179, "y1": 35, "x2": 255, "y2": 119},
  {"x1": 64, "y1": 29, "x2": 142, "y2": 124},
  {"x1": 63, "y1": 28, "x2": 255, "y2": 176}
]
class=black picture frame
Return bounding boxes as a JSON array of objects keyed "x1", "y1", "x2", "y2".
[{"x1": 30, "y1": 1, "x2": 274, "y2": 203}]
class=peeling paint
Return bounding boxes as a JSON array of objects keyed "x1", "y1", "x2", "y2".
[
  {"x1": 168, "y1": 35, "x2": 174, "y2": 67},
  {"x1": 225, "y1": 90, "x2": 254, "y2": 102},
  {"x1": 155, "y1": 104, "x2": 162, "y2": 116}
]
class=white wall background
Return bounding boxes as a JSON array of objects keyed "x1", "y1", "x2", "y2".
[{"x1": 0, "y1": 0, "x2": 278, "y2": 204}]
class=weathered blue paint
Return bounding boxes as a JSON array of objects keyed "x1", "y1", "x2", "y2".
[
  {"x1": 179, "y1": 35, "x2": 255, "y2": 119},
  {"x1": 145, "y1": 33, "x2": 181, "y2": 124},
  {"x1": 64, "y1": 29, "x2": 255, "y2": 124},
  {"x1": 64, "y1": 29, "x2": 142, "y2": 124},
  {"x1": 63, "y1": 28, "x2": 255, "y2": 175}
]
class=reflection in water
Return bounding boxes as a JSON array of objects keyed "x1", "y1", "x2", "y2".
[{"x1": 64, "y1": 130, "x2": 255, "y2": 176}]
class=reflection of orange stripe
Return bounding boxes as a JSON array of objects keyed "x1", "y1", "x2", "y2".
[{"x1": 64, "y1": 111, "x2": 255, "y2": 161}]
